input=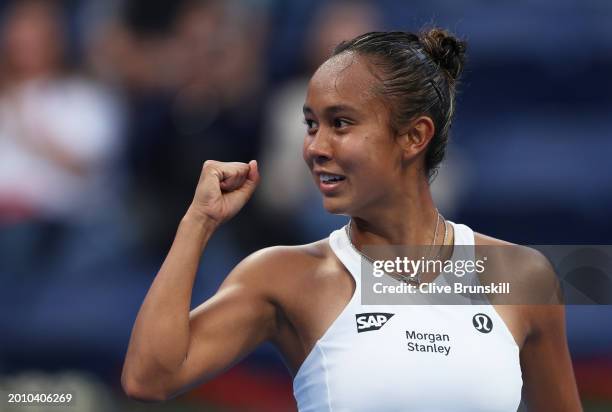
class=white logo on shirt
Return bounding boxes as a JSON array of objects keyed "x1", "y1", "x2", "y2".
[{"x1": 355, "y1": 313, "x2": 394, "y2": 333}]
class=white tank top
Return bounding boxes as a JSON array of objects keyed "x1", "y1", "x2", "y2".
[{"x1": 293, "y1": 221, "x2": 523, "y2": 412}]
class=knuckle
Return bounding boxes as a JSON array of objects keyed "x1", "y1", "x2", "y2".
[
  {"x1": 203, "y1": 161, "x2": 221, "y2": 176},
  {"x1": 203, "y1": 160, "x2": 221, "y2": 169}
]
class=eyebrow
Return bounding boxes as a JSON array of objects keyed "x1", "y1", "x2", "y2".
[{"x1": 303, "y1": 104, "x2": 360, "y2": 117}]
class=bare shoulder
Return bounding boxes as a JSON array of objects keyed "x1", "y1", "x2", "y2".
[
  {"x1": 473, "y1": 231, "x2": 514, "y2": 246},
  {"x1": 473, "y1": 231, "x2": 557, "y2": 288},
  {"x1": 473, "y1": 230, "x2": 563, "y2": 334},
  {"x1": 220, "y1": 237, "x2": 338, "y2": 297},
  {"x1": 233, "y1": 238, "x2": 334, "y2": 276}
]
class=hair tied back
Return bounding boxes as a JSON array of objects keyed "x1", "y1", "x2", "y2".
[{"x1": 418, "y1": 28, "x2": 467, "y2": 82}]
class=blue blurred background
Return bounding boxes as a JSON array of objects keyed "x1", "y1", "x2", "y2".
[{"x1": 0, "y1": 0, "x2": 610, "y2": 411}]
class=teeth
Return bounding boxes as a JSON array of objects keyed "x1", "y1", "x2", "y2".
[{"x1": 320, "y1": 173, "x2": 345, "y2": 183}]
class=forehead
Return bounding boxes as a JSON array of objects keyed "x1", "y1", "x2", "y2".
[{"x1": 306, "y1": 52, "x2": 384, "y2": 112}]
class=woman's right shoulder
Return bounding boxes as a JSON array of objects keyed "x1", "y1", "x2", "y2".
[
  {"x1": 242, "y1": 238, "x2": 333, "y2": 274},
  {"x1": 222, "y1": 237, "x2": 337, "y2": 290}
]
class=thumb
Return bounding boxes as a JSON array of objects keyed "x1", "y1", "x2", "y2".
[
  {"x1": 222, "y1": 160, "x2": 260, "y2": 210},
  {"x1": 241, "y1": 160, "x2": 260, "y2": 195}
]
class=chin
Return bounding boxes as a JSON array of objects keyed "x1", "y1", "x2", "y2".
[{"x1": 321, "y1": 196, "x2": 351, "y2": 215}]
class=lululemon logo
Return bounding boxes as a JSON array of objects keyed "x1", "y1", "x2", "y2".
[
  {"x1": 472, "y1": 313, "x2": 493, "y2": 333},
  {"x1": 356, "y1": 313, "x2": 394, "y2": 333}
]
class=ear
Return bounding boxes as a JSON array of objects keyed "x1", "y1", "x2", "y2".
[{"x1": 397, "y1": 115, "x2": 435, "y2": 161}]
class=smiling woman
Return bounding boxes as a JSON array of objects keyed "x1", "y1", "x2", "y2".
[{"x1": 122, "y1": 28, "x2": 582, "y2": 412}]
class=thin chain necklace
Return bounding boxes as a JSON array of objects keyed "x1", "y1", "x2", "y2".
[{"x1": 345, "y1": 210, "x2": 447, "y2": 285}]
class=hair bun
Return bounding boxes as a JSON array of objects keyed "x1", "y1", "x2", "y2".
[{"x1": 418, "y1": 28, "x2": 466, "y2": 81}]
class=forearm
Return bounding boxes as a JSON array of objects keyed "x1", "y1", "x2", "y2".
[
  {"x1": 123, "y1": 209, "x2": 217, "y2": 384},
  {"x1": 122, "y1": 160, "x2": 260, "y2": 400}
]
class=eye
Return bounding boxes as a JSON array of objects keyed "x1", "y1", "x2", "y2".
[
  {"x1": 333, "y1": 118, "x2": 351, "y2": 129},
  {"x1": 303, "y1": 118, "x2": 318, "y2": 134}
]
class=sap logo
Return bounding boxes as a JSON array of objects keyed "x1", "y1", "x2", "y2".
[{"x1": 355, "y1": 313, "x2": 394, "y2": 333}]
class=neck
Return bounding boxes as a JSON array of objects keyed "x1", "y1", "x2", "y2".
[{"x1": 349, "y1": 177, "x2": 439, "y2": 247}]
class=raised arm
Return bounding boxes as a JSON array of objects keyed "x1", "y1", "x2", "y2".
[{"x1": 121, "y1": 160, "x2": 279, "y2": 401}]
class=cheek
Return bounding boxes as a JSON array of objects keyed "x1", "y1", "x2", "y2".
[
  {"x1": 343, "y1": 135, "x2": 391, "y2": 168},
  {"x1": 302, "y1": 136, "x2": 311, "y2": 164},
  {"x1": 350, "y1": 146, "x2": 400, "y2": 187}
]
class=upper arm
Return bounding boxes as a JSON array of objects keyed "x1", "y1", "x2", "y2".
[
  {"x1": 166, "y1": 247, "x2": 289, "y2": 398},
  {"x1": 519, "y1": 252, "x2": 582, "y2": 411}
]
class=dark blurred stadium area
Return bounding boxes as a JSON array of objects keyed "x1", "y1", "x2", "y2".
[{"x1": 0, "y1": 0, "x2": 610, "y2": 411}]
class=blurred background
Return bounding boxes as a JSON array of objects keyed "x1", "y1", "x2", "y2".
[{"x1": 0, "y1": 0, "x2": 610, "y2": 411}]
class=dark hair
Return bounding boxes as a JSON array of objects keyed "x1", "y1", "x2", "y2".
[{"x1": 332, "y1": 28, "x2": 467, "y2": 180}]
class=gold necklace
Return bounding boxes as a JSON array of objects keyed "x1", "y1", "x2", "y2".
[{"x1": 345, "y1": 210, "x2": 447, "y2": 285}]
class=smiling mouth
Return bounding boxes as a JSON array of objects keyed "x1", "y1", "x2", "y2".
[{"x1": 319, "y1": 173, "x2": 346, "y2": 184}]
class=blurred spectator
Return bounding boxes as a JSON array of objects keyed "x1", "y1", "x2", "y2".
[
  {"x1": 90, "y1": 0, "x2": 270, "y2": 258},
  {"x1": 0, "y1": 0, "x2": 124, "y2": 275}
]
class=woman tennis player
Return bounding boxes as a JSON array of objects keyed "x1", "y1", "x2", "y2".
[{"x1": 122, "y1": 29, "x2": 582, "y2": 411}]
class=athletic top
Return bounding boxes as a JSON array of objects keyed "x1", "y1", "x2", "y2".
[{"x1": 293, "y1": 221, "x2": 523, "y2": 412}]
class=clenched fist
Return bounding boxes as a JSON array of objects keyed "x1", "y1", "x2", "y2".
[{"x1": 187, "y1": 160, "x2": 260, "y2": 226}]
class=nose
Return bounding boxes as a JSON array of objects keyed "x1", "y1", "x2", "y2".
[{"x1": 304, "y1": 130, "x2": 333, "y2": 164}]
